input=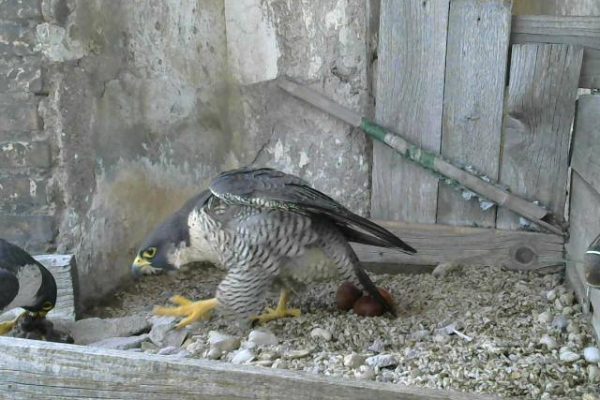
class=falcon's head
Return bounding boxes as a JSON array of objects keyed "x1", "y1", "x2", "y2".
[{"x1": 131, "y1": 190, "x2": 213, "y2": 278}]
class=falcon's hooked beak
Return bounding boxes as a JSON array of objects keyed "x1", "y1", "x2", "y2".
[{"x1": 131, "y1": 256, "x2": 161, "y2": 278}]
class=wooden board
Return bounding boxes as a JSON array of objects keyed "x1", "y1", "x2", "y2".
[
  {"x1": 34, "y1": 254, "x2": 78, "y2": 320},
  {"x1": 511, "y1": 15, "x2": 600, "y2": 88},
  {"x1": 437, "y1": 0, "x2": 511, "y2": 228},
  {"x1": 0, "y1": 337, "x2": 503, "y2": 400},
  {"x1": 497, "y1": 44, "x2": 583, "y2": 230},
  {"x1": 570, "y1": 95, "x2": 600, "y2": 190},
  {"x1": 353, "y1": 220, "x2": 564, "y2": 271},
  {"x1": 371, "y1": 0, "x2": 449, "y2": 224},
  {"x1": 565, "y1": 172, "x2": 600, "y2": 341},
  {"x1": 513, "y1": 1, "x2": 600, "y2": 17}
]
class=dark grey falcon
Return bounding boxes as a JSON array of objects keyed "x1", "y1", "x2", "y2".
[
  {"x1": 0, "y1": 238, "x2": 57, "y2": 335},
  {"x1": 131, "y1": 167, "x2": 416, "y2": 328}
]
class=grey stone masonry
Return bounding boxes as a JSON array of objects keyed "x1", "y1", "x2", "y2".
[{"x1": 0, "y1": 0, "x2": 55, "y2": 252}]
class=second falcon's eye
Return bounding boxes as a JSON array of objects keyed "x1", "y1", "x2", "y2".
[{"x1": 143, "y1": 247, "x2": 157, "y2": 259}]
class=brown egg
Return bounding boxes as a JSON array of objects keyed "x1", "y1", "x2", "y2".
[
  {"x1": 353, "y1": 295, "x2": 384, "y2": 317},
  {"x1": 336, "y1": 282, "x2": 363, "y2": 311}
]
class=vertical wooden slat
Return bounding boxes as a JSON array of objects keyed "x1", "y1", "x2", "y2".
[
  {"x1": 437, "y1": 0, "x2": 512, "y2": 227},
  {"x1": 371, "y1": 0, "x2": 449, "y2": 223},
  {"x1": 497, "y1": 44, "x2": 583, "y2": 230},
  {"x1": 570, "y1": 95, "x2": 600, "y2": 190},
  {"x1": 566, "y1": 172, "x2": 600, "y2": 341}
]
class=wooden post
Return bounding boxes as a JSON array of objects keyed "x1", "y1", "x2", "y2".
[{"x1": 437, "y1": 0, "x2": 512, "y2": 227}]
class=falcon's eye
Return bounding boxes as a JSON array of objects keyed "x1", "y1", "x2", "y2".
[
  {"x1": 143, "y1": 247, "x2": 157, "y2": 259},
  {"x1": 42, "y1": 301, "x2": 53, "y2": 311}
]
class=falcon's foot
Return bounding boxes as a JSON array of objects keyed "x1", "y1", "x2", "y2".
[
  {"x1": 253, "y1": 305, "x2": 301, "y2": 325},
  {"x1": 154, "y1": 296, "x2": 218, "y2": 329},
  {"x1": 253, "y1": 289, "x2": 301, "y2": 324},
  {"x1": 0, "y1": 311, "x2": 25, "y2": 335}
]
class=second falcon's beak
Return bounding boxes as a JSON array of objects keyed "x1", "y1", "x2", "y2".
[{"x1": 131, "y1": 256, "x2": 159, "y2": 279}]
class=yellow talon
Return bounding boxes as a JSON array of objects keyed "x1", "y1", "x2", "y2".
[
  {"x1": 0, "y1": 311, "x2": 27, "y2": 335},
  {"x1": 154, "y1": 296, "x2": 219, "y2": 329},
  {"x1": 254, "y1": 289, "x2": 301, "y2": 324}
]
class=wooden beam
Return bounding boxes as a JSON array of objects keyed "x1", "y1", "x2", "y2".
[
  {"x1": 511, "y1": 15, "x2": 600, "y2": 88},
  {"x1": 437, "y1": 0, "x2": 511, "y2": 228},
  {"x1": 371, "y1": 0, "x2": 449, "y2": 224},
  {"x1": 497, "y1": 44, "x2": 583, "y2": 230},
  {"x1": 571, "y1": 95, "x2": 600, "y2": 191},
  {"x1": 0, "y1": 337, "x2": 503, "y2": 400},
  {"x1": 353, "y1": 220, "x2": 564, "y2": 272}
]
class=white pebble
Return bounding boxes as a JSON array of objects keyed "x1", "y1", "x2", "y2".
[
  {"x1": 583, "y1": 347, "x2": 600, "y2": 363},
  {"x1": 286, "y1": 349, "x2": 312, "y2": 359},
  {"x1": 365, "y1": 354, "x2": 398, "y2": 368},
  {"x1": 588, "y1": 365, "x2": 600, "y2": 383},
  {"x1": 208, "y1": 331, "x2": 241, "y2": 352},
  {"x1": 343, "y1": 353, "x2": 366, "y2": 368},
  {"x1": 310, "y1": 328, "x2": 332, "y2": 341},
  {"x1": 551, "y1": 315, "x2": 569, "y2": 331},
  {"x1": 354, "y1": 365, "x2": 376, "y2": 380},
  {"x1": 231, "y1": 349, "x2": 255, "y2": 364},
  {"x1": 546, "y1": 289, "x2": 557, "y2": 301},
  {"x1": 157, "y1": 346, "x2": 178, "y2": 355},
  {"x1": 537, "y1": 310, "x2": 553, "y2": 324},
  {"x1": 559, "y1": 347, "x2": 580, "y2": 363},
  {"x1": 206, "y1": 347, "x2": 221, "y2": 360},
  {"x1": 248, "y1": 330, "x2": 278, "y2": 347},
  {"x1": 539, "y1": 334, "x2": 557, "y2": 350}
]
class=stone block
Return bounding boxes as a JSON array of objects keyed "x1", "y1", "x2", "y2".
[
  {"x1": 0, "y1": 175, "x2": 47, "y2": 212},
  {"x1": 0, "y1": 56, "x2": 43, "y2": 93},
  {"x1": 70, "y1": 315, "x2": 151, "y2": 345},
  {"x1": 0, "y1": 21, "x2": 38, "y2": 56},
  {"x1": 0, "y1": 140, "x2": 51, "y2": 168},
  {"x1": 0, "y1": 0, "x2": 43, "y2": 20},
  {"x1": 0, "y1": 98, "x2": 41, "y2": 132},
  {"x1": 0, "y1": 214, "x2": 55, "y2": 252}
]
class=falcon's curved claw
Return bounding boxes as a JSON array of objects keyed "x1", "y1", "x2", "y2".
[{"x1": 154, "y1": 296, "x2": 218, "y2": 329}]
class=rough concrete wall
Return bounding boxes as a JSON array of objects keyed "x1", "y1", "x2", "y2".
[
  {"x1": 1, "y1": 0, "x2": 374, "y2": 307},
  {"x1": 224, "y1": 0, "x2": 372, "y2": 214}
]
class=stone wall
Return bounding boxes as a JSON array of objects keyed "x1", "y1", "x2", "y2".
[
  {"x1": 0, "y1": 0, "x2": 56, "y2": 251},
  {"x1": 0, "y1": 0, "x2": 376, "y2": 308}
]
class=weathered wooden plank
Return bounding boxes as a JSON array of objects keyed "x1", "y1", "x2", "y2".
[
  {"x1": 353, "y1": 220, "x2": 564, "y2": 271},
  {"x1": 571, "y1": 95, "x2": 600, "y2": 191},
  {"x1": 437, "y1": 0, "x2": 511, "y2": 228},
  {"x1": 565, "y1": 172, "x2": 600, "y2": 338},
  {"x1": 513, "y1": 1, "x2": 600, "y2": 17},
  {"x1": 511, "y1": 15, "x2": 600, "y2": 88},
  {"x1": 0, "y1": 338, "x2": 502, "y2": 400},
  {"x1": 371, "y1": 0, "x2": 449, "y2": 224},
  {"x1": 497, "y1": 44, "x2": 583, "y2": 230},
  {"x1": 34, "y1": 254, "x2": 78, "y2": 320}
]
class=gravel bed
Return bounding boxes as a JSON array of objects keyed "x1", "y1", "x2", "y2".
[{"x1": 87, "y1": 264, "x2": 600, "y2": 400}]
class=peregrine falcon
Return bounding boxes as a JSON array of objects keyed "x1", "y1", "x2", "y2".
[
  {"x1": 131, "y1": 168, "x2": 416, "y2": 328},
  {"x1": 0, "y1": 239, "x2": 57, "y2": 335}
]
